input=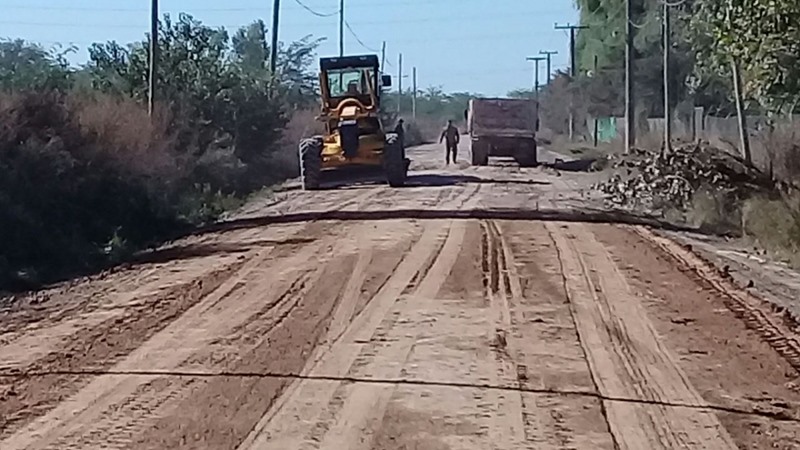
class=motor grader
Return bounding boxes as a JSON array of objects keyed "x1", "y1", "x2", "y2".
[{"x1": 298, "y1": 54, "x2": 409, "y2": 190}]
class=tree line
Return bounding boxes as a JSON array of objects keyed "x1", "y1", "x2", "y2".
[{"x1": 523, "y1": 0, "x2": 799, "y2": 135}]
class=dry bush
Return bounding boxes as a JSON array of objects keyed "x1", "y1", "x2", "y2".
[
  {"x1": 271, "y1": 109, "x2": 321, "y2": 179},
  {"x1": 407, "y1": 116, "x2": 442, "y2": 144},
  {"x1": 0, "y1": 92, "x2": 187, "y2": 287},
  {"x1": 75, "y1": 95, "x2": 178, "y2": 180},
  {"x1": 687, "y1": 186, "x2": 743, "y2": 235},
  {"x1": 742, "y1": 194, "x2": 800, "y2": 259}
]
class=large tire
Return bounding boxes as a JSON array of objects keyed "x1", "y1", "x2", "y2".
[
  {"x1": 384, "y1": 132, "x2": 407, "y2": 187},
  {"x1": 299, "y1": 136, "x2": 323, "y2": 190},
  {"x1": 514, "y1": 140, "x2": 538, "y2": 168},
  {"x1": 471, "y1": 140, "x2": 489, "y2": 166}
]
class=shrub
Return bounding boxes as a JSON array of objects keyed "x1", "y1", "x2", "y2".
[{"x1": 0, "y1": 92, "x2": 184, "y2": 285}]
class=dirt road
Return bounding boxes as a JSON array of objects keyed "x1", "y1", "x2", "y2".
[{"x1": 2, "y1": 142, "x2": 800, "y2": 449}]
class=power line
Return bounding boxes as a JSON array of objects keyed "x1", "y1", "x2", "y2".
[
  {"x1": 344, "y1": 20, "x2": 380, "y2": 53},
  {"x1": 291, "y1": 0, "x2": 338, "y2": 17},
  {"x1": 0, "y1": 12, "x2": 575, "y2": 27}
]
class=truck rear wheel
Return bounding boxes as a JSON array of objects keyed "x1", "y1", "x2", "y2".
[
  {"x1": 384, "y1": 133, "x2": 407, "y2": 187},
  {"x1": 471, "y1": 140, "x2": 489, "y2": 166},
  {"x1": 299, "y1": 136, "x2": 323, "y2": 190},
  {"x1": 514, "y1": 140, "x2": 538, "y2": 167}
]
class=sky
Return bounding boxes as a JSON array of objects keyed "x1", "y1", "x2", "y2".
[{"x1": 1, "y1": 0, "x2": 578, "y2": 97}]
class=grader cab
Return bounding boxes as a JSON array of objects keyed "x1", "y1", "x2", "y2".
[{"x1": 298, "y1": 54, "x2": 409, "y2": 190}]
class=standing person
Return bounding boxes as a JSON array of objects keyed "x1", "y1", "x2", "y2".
[{"x1": 439, "y1": 119, "x2": 460, "y2": 164}]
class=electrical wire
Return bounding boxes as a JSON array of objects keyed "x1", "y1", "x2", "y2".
[
  {"x1": 344, "y1": 20, "x2": 380, "y2": 53},
  {"x1": 291, "y1": 0, "x2": 339, "y2": 18}
]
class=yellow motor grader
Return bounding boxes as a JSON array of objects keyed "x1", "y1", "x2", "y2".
[{"x1": 299, "y1": 54, "x2": 409, "y2": 190}]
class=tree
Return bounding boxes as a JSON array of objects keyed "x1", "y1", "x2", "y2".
[
  {"x1": 85, "y1": 14, "x2": 322, "y2": 192},
  {"x1": 690, "y1": 0, "x2": 800, "y2": 116},
  {"x1": 0, "y1": 40, "x2": 75, "y2": 91}
]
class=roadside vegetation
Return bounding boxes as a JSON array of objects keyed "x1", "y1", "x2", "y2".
[
  {"x1": 0, "y1": 14, "x2": 322, "y2": 290},
  {"x1": 527, "y1": 0, "x2": 800, "y2": 264}
]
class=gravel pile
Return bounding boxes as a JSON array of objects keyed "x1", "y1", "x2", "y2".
[{"x1": 594, "y1": 142, "x2": 774, "y2": 214}]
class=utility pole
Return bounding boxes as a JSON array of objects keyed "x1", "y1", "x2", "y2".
[
  {"x1": 732, "y1": 60, "x2": 752, "y2": 163},
  {"x1": 554, "y1": 23, "x2": 589, "y2": 78},
  {"x1": 380, "y1": 41, "x2": 386, "y2": 74},
  {"x1": 555, "y1": 23, "x2": 588, "y2": 141},
  {"x1": 539, "y1": 50, "x2": 558, "y2": 85},
  {"x1": 338, "y1": 0, "x2": 344, "y2": 56},
  {"x1": 526, "y1": 56, "x2": 546, "y2": 100},
  {"x1": 269, "y1": 0, "x2": 280, "y2": 75},
  {"x1": 397, "y1": 53, "x2": 403, "y2": 115},
  {"x1": 148, "y1": 0, "x2": 158, "y2": 116},
  {"x1": 624, "y1": 0, "x2": 635, "y2": 153},
  {"x1": 412, "y1": 67, "x2": 417, "y2": 120},
  {"x1": 663, "y1": 0, "x2": 671, "y2": 153},
  {"x1": 726, "y1": 5, "x2": 751, "y2": 163}
]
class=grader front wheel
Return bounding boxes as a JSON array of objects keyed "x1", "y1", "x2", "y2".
[{"x1": 299, "y1": 136, "x2": 323, "y2": 190}]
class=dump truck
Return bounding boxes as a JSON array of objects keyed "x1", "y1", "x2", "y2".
[
  {"x1": 467, "y1": 97, "x2": 539, "y2": 167},
  {"x1": 298, "y1": 54, "x2": 409, "y2": 190}
]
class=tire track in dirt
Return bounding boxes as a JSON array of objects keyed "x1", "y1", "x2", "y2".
[
  {"x1": 237, "y1": 176, "x2": 485, "y2": 449},
  {"x1": 0, "y1": 222, "x2": 346, "y2": 450},
  {"x1": 633, "y1": 226, "x2": 800, "y2": 374},
  {"x1": 546, "y1": 221, "x2": 738, "y2": 449},
  {"x1": 0, "y1": 182, "x2": 383, "y2": 441},
  {"x1": 0, "y1": 256, "x2": 249, "y2": 439},
  {"x1": 502, "y1": 221, "x2": 616, "y2": 449},
  {"x1": 133, "y1": 237, "x2": 366, "y2": 450},
  {"x1": 312, "y1": 220, "x2": 465, "y2": 450},
  {"x1": 480, "y1": 221, "x2": 527, "y2": 448},
  {"x1": 237, "y1": 220, "x2": 450, "y2": 450}
]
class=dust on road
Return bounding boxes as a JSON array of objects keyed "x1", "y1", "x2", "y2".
[{"x1": 1, "y1": 142, "x2": 799, "y2": 449}]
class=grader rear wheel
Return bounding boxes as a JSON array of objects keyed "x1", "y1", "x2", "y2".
[{"x1": 384, "y1": 133, "x2": 407, "y2": 187}]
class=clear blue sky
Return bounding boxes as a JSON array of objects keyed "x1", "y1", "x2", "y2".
[{"x1": 1, "y1": 0, "x2": 578, "y2": 96}]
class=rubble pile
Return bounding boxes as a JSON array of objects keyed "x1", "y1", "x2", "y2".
[{"x1": 594, "y1": 142, "x2": 774, "y2": 214}]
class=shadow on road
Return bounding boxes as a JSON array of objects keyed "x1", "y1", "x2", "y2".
[
  {"x1": 313, "y1": 173, "x2": 552, "y2": 190},
  {"x1": 406, "y1": 174, "x2": 550, "y2": 187},
  {"x1": 543, "y1": 158, "x2": 598, "y2": 172},
  {"x1": 130, "y1": 237, "x2": 317, "y2": 265},
  {"x1": 194, "y1": 207, "x2": 701, "y2": 237}
]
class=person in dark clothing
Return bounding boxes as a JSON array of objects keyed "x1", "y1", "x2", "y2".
[{"x1": 439, "y1": 120, "x2": 460, "y2": 164}]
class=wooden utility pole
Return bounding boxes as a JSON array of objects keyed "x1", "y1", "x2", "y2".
[
  {"x1": 624, "y1": 0, "x2": 635, "y2": 153},
  {"x1": 663, "y1": 0, "x2": 672, "y2": 153},
  {"x1": 397, "y1": 53, "x2": 403, "y2": 115},
  {"x1": 269, "y1": 0, "x2": 280, "y2": 75},
  {"x1": 412, "y1": 67, "x2": 417, "y2": 120},
  {"x1": 539, "y1": 50, "x2": 558, "y2": 85},
  {"x1": 555, "y1": 24, "x2": 588, "y2": 78},
  {"x1": 526, "y1": 56, "x2": 546, "y2": 100},
  {"x1": 148, "y1": 0, "x2": 158, "y2": 116},
  {"x1": 338, "y1": 0, "x2": 344, "y2": 56},
  {"x1": 555, "y1": 23, "x2": 588, "y2": 141}
]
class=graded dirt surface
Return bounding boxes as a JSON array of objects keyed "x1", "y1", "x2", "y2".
[{"x1": 1, "y1": 142, "x2": 799, "y2": 449}]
